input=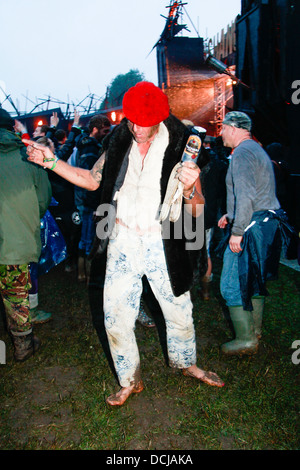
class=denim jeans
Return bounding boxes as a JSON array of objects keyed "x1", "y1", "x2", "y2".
[
  {"x1": 78, "y1": 207, "x2": 96, "y2": 257},
  {"x1": 220, "y1": 245, "x2": 243, "y2": 307}
]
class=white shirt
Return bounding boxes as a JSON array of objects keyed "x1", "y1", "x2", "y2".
[{"x1": 115, "y1": 122, "x2": 169, "y2": 233}]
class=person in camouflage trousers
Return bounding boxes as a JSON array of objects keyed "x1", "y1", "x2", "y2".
[
  {"x1": 0, "y1": 265, "x2": 32, "y2": 333},
  {"x1": 0, "y1": 109, "x2": 51, "y2": 362}
]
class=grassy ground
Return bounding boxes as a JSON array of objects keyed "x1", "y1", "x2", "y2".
[{"x1": 0, "y1": 255, "x2": 299, "y2": 451}]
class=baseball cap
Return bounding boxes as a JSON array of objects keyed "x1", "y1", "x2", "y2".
[{"x1": 223, "y1": 111, "x2": 252, "y2": 131}]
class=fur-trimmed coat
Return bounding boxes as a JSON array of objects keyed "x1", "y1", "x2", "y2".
[{"x1": 92, "y1": 115, "x2": 208, "y2": 297}]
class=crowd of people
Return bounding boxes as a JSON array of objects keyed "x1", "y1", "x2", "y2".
[{"x1": 0, "y1": 81, "x2": 296, "y2": 406}]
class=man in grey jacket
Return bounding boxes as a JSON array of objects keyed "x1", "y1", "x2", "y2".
[
  {"x1": 0, "y1": 109, "x2": 52, "y2": 362},
  {"x1": 218, "y1": 111, "x2": 281, "y2": 355}
]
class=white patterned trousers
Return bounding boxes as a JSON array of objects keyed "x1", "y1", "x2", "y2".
[{"x1": 104, "y1": 225, "x2": 196, "y2": 387}]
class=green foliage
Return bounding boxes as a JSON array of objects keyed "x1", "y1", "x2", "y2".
[{"x1": 100, "y1": 69, "x2": 145, "y2": 109}]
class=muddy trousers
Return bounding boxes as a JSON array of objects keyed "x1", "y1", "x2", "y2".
[
  {"x1": 104, "y1": 226, "x2": 196, "y2": 388},
  {"x1": 0, "y1": 264, "x2": 32, "y2": 334}
]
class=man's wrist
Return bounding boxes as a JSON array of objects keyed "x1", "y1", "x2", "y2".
[
  {"x1": 183, "y1": 185, "x2": 195, "y2": 200},
  {"x1": 43, "y1": 155, "x2": 58, "y2": 170},
  {"x1": 49, "y1": 156, "x2": 59, "y2": 170}
]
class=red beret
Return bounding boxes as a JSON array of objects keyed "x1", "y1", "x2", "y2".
[{"x1": 123, "y1": 81, "x2": 170, "y2": 127}]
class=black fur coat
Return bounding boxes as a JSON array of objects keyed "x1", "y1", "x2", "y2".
[{"x1": 92, "y1": 115, "x2": 208, "y2": 296}]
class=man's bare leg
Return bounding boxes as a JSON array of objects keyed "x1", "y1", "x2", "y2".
[{"x1": 183, "y1": 365, "x2": 224, "y2": 387}]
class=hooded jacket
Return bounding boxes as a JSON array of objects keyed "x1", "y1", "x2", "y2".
[
  {"x1": 0, "y1": 129, "x2": 52, "y2": 264},
  {"x1": 92, "y1": 115, "x2": 209, "y2": 297}
]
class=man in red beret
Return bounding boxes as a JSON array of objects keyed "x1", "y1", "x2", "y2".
[{"x1": 24, "y1": 81, "x2": 224, "y2": 405}]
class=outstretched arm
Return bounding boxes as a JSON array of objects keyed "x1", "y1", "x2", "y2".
[{"x1": 23, "y1": 138, "x2": 102, "y2": 191}]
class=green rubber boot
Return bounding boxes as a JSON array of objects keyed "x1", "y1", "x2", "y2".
[
  {"x1": 30, "y1": 308, "x2": 52, "y2": 324},
  {"x1": 221, "y1": 306, "x2": 258, "y2": 356},
  {"x1": 251, "y1": 296, "x2": 265, "y2": 339}
]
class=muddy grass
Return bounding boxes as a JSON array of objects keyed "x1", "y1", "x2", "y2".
[{"x1": 0, "y1": 256, "x2": 299, "y2": 452}]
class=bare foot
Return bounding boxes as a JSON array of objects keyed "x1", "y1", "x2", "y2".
[
  {"x1": 106, "y1": 381, "x2": 144, "y2": 406},
  {"x1": 183, "y1": 365, "x2": 224, "y2": 387}
]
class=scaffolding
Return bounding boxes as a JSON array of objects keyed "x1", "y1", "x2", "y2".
[{"x1": 214, "y1": 77, "x2": 225, "y2": 136}]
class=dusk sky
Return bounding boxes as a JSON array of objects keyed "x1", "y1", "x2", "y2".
[{"x1": 0, "y1": 0, "x2": 241, "y2": 115}]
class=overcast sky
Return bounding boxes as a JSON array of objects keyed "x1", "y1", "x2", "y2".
[{"x1": 0, "y1": 0, "x2": 241, "y2": 115}]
